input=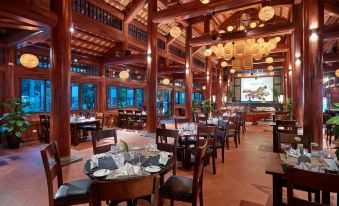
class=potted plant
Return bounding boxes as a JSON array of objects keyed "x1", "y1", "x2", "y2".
[
  {"x1": 286, "y1": 98, "x2": 292, "y2": 118},
  {"x1": 0, "y1": 98, "x2": 30, "y2": 149},
  {"x1": 201, "y1": 99, "x2": 211, "y2": 118}
]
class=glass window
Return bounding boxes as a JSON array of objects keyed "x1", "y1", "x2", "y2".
[
  {"x1": 21, "y1": 79, "x2": 50, "y2": 113},
  {"x1": 136, "y1": 88, "x2": 144, "y2": 106},
  {"x1": 82, "y1": 84, "x2": 96, "y2": 110},
  {"x1": 46, "y1": 81, "x2": 51, "y2": 112},
  {"x1": 126, "y1": 88, "x2": 134, "y2": 106},
  {"x1": 107, "y1": 86, "x2": 117, "y2": 108},
  {"x1": 175, "y1": 91, "x2": 180, "y2": 104},
  {"x1": 181, "y1": 92, "x2": 185, "y2": 104},
  {"x1": 118, "y1": 87, "x2": 127, "y2": 107},
  {"x1": 193, "y1": 92, "x2": 202, "y2": 104},
  {"x1": 70, "y1": 83, "x2": 79, "y2": 110}
]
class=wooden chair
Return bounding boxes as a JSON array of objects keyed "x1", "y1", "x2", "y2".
[
  {"x1": 196, "y1": 116, "x2": 208, "y2": 125},
  {"x1": 276, "y1": 120, "x2": 297, "y2": 134},
  {"x1": 174, "y1": 117, "x2": 189, "y2": 129},
  {"x1": 118, "y1": 110, "x2": 127, "y2": 128},
  {"x1": 216, "y1": 120, "x2": 227, "y2": 162},
  {"x1": 277, "y1": 133, "x2": 311, "y2": 153},
  {"x1": 91, "y1": 175, "x2": 160, "y2": 206},
  {"x1": 228, "y1": 115, "x2": 241, "y2": 146},
  {"x1": 134, "y1": 110, "x2": 144, "y2": 130},
  {"x1": 39, "y1": 114, "x2": 50, "y2": 143},
  {"x1": 237, "y1": 111, "x2": 247, "y2": 134},
  {"x1": 160, "y1": 140, "x2": 208, "y2": 206},
  {"x1": 95, "y1": 112, "x2": 104, "y2": 130},
  {"x1": 40, "y1": 141, "x2": 91, "y2": 206},
  {"x1": 91, "y1": 129, "x2": 118, "y2": 154},
  {"x1": 190, "y1": 125, "x2": 217, "y2": 174},
  {"x1": 156, "y1": 128, "x2": 179, "y2": 176},
  {"x1": 126, "y1": 110, "x2": 135, "y2": 129},
  {"x1": 287, "y1": 167, "x2": 339, "y2": 206}
]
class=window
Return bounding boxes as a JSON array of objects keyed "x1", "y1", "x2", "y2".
[
  {"x1": 175, "y1": 91, "x2": 185, "y2": 105},
  {"x1": 21, "y1": 79, "x2": 50, "y2": 112},
  {"x1": 71, "y1": 83, "x2": 79, "y2": 110},
  {"x1": 193, "y1": 93, "x2": 202, "y2": 104},
  {"x1": 118, "y1": 87, "x2": 134, "y2": 107},
  {"x1": 107, "y1": 86, "x2": 117, "y2": 108},
  {"x1": 126, "y1": 88, "x2": 134, "y2": 106},
  {"x1": 81, "y1": 84, "x2": 96, "y2": 110},
  {"x1": 181, "y1": 92, "x2": 185, "y2": 104},
  {"x1": 70, "y1": 83, "x2": 96, "y2": 110},
  {"x1": 136, "y1": 88, "x2": 144, "y2": 107}
]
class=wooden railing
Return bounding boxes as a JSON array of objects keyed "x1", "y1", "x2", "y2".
[
  {"x1": 157, "y1": 39, "x2": 166, "y2": 50},
  {"x1": 193, "y1": 57, "x2": 205, "y2": 68},
  {"x1": 128, "y1": 24, "x2": 147, "y2": 42},
  {"x1": 169, "y1": 45, "x2": 185, "y2": 58},
  {"x1": 72, "y1": 0, "x2": 122, "y2": 30},
  {"x1": 105, "y1": 67, "x2": 146, "y2": 82},
  {"x1": 71, "y1": 63, "x2": 100, "y2": 75}
]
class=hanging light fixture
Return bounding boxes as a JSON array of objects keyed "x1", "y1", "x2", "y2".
[
  {"x1": 237, "y1": 74, "x2": 242, "y2": 77},
  {"x1": 336, "y1": 69, "x2": 339, "y2": 77},
  {"x1": 258, "y1": 6, "x2": 275, "y2": 21},
  {"x1": 200, "y1": 0, "x2": 210, "y2": 4},
  {"x1": 202, "y1": 85, "x2": 206, "y2": 90},
  {"x1": 221, "y1": 61, "x2": 228, "y2": 67},
  {"x1": 259, "y1": 23, "x2": 265, "y2": 27},
  {"x1": 169, "y1": 24, "x2": 182, "y2": 38},
  {"x1": 269, "y1": 71, "x2": 274, "y2": 76},
  {"x1": 203, "y1": 48, "x2": 213, "y2": 57},
  {"x1": 230, "y1": 69, "x2": 236, "y2": 74},
  {"x1": 20, "y1": 53, "x2": 39, "y2": 68},
  {"x1": 275, "y1": 36, "x2": 281, "y2": 42},
  {"x1": 267, "y1": 65, "x2": 274, "y2": 71},
  {"x1": 119, "y1": 70, "x2": 129, "y2": 80},
  {"x1": 227, "y1": 26, "x2": 234, "y2": 32},
  {"x1": 218, "y1": 30, "x2": 226, "y2": 34},
  {"x1": 265, "y1": 57, "x2": 274, "y2": 64},
  {"x1": 163, "y1": 78, "x2": 170, "y2": 85},
  {"x1": 250, "y1": 22, "x2": 257, "y2": 28}
]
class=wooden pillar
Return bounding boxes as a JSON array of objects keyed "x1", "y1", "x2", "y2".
[
  {"x1": 146, "y1": 0, "x2": 158, "y2": 133},
  {"x1": 98, "y1": 65, "x2": 106, "y2": 112},
  {"x1": 3, "y1": 47, "x2": 15, "y2": 108},
  {"x1": 50, "y1": 0, "x2": 72, "y2": 158},
  {"x1": 206, "y1": 57, "x2": 212, "y2": 101},
  {"x1": 303, "y1": 0, "x2": 324, "y2": 148},
  {"x1": 185, "y1": 25, "x2": 193, "y2": 120},
  {"x1": 291, "y1": 4, "x2": 304, "y2": 125},
  {"x1": 216, "y1": 63, "x2": 223, "y2": 109}
]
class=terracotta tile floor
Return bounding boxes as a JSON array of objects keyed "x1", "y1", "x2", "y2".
[{"x1": 0, "y1": 122, "x2": 335, "y2": 206}]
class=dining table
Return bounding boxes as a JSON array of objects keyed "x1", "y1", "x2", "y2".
[
  {"x1": 71, "y1": 119, "x2": 100, "y2": 146},
  {"x1": 265, "y1": 152, "x2": 338, "y2": 206},
  {"x1": 269, "y1": 122, "x2": 303, "y2": 153}
]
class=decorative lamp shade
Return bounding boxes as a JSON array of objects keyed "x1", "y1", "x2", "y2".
[
  {"x1": 227, "y1": 26, "x2": 234, "y2": 32},
  {"x1": 230, "y1": 69, "x2": 236, "y2": 74},
  {"x1": 203, "y1": 48, "x2": 213, "y2": 57},
  {"x1": 257, "y1": 38, "x2": 265, "y2": 44},
  {"x1": 250, "y1": 22, "x2": 257, "y2": 28},
  {"x1": 242, "y1": 55, "x2": 253, "y2": 70},
  {"x1": 163, "y1": 78, "x2": 170, "y2": 85},
  {"x1": 119, "y1": 70, "x2": 129, "y2": 80},
  {"x1": 275, "y1": 36, "x2": 281, "y2": 42},
  {"x1": 200, "y1": 0, "x2": 210, "y2": 4},
  {"x1": 267, "y1": 65, "x2": 274, "y2": 71},
  {"x1": 237, "y1": 74, "x2": 242, "y2": 77},
  {"x1": 258, "y1": 6, "x2": 275, "y2": 21},
  {"x1": 269, "y1": 71, "x2": 274, "y2": 76},
  {"x1": 218, "y1": 30, "x2": 226, "y2": 34},
  {"x1": 215, "y1": 44, "x2": 225, "y2": 57},
  {"x1": 253, "y1": 53, "x2": 263, "y2": 60},
  {"x1": 336, "y1": 69, "x2": 339, "y2": 77},
  {"x1": 259, "y1": 23, "x2": 265, "y2": 27},
  {"x1": 20, "y1": 53, "x2": 39, "y2": 68},
  {"x1": 211, "y1": 45, "x2": 218, "y2": 53},
  {"x1": 238, "y1": 25, "x2": 245, "y2": 31},
  {"x1": 221, "y1": 61, "x2": 228, "y2": 67},
  {"x1": 223, "y1": 42, "x2": 233, "y2": 60},
  {"x1": 202, "y1": 85, "x2": 206, "y2": 90},
  {"x1": 169, "y1": 26, "x2": 182, "y2": 38},
  {"x1": 265, "y1": 57, "x2": 274, "y2": 64},
  {"x1": 234, "y1": 41, "x2": 245, "y2": 57},
  {"x1": 232, "y1": 58, "x2": 242, "y2": 70}
]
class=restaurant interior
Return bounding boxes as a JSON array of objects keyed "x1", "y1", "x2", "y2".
[{"x1": 0, "y1": 0, "x2": 339, "y2": 205}]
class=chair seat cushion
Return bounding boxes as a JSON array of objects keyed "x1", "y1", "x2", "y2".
[
  {"x1": 160, "y1": 176, "x2": 193, "y2": 202},
  {"x1": 54, "y1": 179, "x2": 91, "y2": 202},
  {"x1": 79, "y1": 125, "x2": 97, "y2": 131}
]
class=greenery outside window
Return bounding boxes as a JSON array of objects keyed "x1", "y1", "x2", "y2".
[
  {"x1": 70, "y1": 83, "x2": 96, "y2": 110},
  {"x1": 21, "y1": 79, "x2": 50, "y2": 113}
]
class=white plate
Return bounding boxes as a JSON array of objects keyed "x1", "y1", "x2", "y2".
[
  {"x1": 93, "y1": 169, "x2": 110, "y2": 177},
  {"x1": 145, "y1": 165, "x2": 161, "y2": 173}
]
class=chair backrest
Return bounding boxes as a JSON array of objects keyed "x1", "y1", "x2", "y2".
[
  {"x1": 211, "y1": 110, "x2": 222, "y2": 118},
  {"x1": 91, "y1": 175, "x2": 160, "y2": 206},
  {"x1": 87, "y1": 112, "x2": 95, "y2": 118},
  {"x1": 286, "y1": 167, "x2": 339, "y2": 206},
  {"x1": 40, "y1": 141, "x2": 63, "y2": 206},
  {"x1": 192, "y1": 140, "x2": 208, "y2": 200},
  {"x1": 228, "y1": 115, "x2": 240, "y2": 131},
  {"x1": 174, "y1": 117, "x2": 189, "y2": 129},
  {"x1": 217, "y1": 120, "x2": 228, "y2": 144},
  {"x1": 276, "y1": 114, "x2": 290, "y2": 121},
  {"x1": 118, "y1": 110, "x2": 125, "y2": 115},
  {"x1": 135, "y1": 110, "x2": 142, "y2": 118},
  {"x1": 276, "y1": 120, "x2": 297, "y2": 134},
  {"x1": 197, "y1": 125, "x2": 217, "y2": 150},
  {"x1": 277, "y1": 133, "x2": 311, "y2": 153},
  {"x1": 95, "y1": 112, "x2": 104, "y2": 128},
  {"x1": 156, "y1": 128, "x2": 178, "y2": 153},
  {"x1": 39, "y1": 114, "x2": 50, "y2": 128},
  {"x1": 196, "y1": 116, "x2": 207, "y2": 125},
  {"x1": 92, "y1": 129, "x2": 117, "y2": 154}
]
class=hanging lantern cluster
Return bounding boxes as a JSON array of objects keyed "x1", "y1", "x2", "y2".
[
  {"x1": 162, "y1": 78, "x2": 170, "y2": 85},
  {"x1": 169, "y1": 23, "x2": 182, "y2": 38},
  {"x1": 20, "y1": 53, "x2": 39, "y2": 68},
  {"x1": 258, "y1": 6, "x2": 275, "y2": 22},
  {"x1": 119, "y1": 70, "x2": 129, "y2": 80}
]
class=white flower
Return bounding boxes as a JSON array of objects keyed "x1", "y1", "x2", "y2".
[{"x1": 294, "y1": 137, "x2": 301, "y2": 142}]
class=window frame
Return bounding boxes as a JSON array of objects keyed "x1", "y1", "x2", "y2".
[
  {"x1": 106, "y1": 85, "x2": 144, "y2": 109},
  {"x1": 20, "y1": 78, "x2": 50, "y2": 113},
  {"x1": 70, "y1": 82, "x2": 97, "y2": 111}
]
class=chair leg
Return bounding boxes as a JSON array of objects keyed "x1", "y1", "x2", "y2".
[
  {"x1": 199, "y1": 189, "x2": 204, "y2": 206},
  {"x1": 226, "y1": 138, "x2": 229, "y2": 150},
  {"x1": 170, "y1": 199, "x2": 174, "y2": 206},
  {"x1": 234, "y1": 136, "x2": 238, "y2": 148},
  {"x1": 212, "y1": 155, "x2": 216, "y2": 175},
  {"x1": 222, "y1": 145, "x2": 225, "y2": 163}
]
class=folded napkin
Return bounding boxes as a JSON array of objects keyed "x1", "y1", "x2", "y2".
[
  {"x1": 296, "y1": 162, "x2": 321, "y2": 172},
  {"x1": 90, "y1": 153, "x2": 106, "y2": 169},
  {"x1": 115, "y1": 163, "x2": 140, "y2": 177},
  {"x1": 159, "y1": 152, "x2": 171, "y2": 165},
  {"x1": 323, "y1": 159, "x2": 338, "y2": 171},
  {"x1": 145, "y1": 143, "x2": 159, "y2": 152}
]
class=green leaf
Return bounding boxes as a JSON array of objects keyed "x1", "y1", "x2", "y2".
[
  {"x1": 15, "y1": 131, "x2": 22, "y2": 137},
  {"x1": 16, "y1": 121, "x2": 23, "y2": 127},
  {"x1": 7, "y1": 127, "x2": 14, "y2": 132}
]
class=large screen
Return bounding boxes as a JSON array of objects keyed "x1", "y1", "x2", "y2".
[{"x1": 241, "y1": 77, "x2": 273, "y2": 101}]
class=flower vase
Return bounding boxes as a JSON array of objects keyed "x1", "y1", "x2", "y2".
[{"x1": 123, "y1": 152, "x2": 131, "y2": 161}]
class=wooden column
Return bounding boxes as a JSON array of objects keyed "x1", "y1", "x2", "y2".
[
  {"x1": 303, "y1": 0, "x2": 324, "y2": 148},
  {"x1": 185, "y1": 25, "x2": 193, "y2": 120},
  {"x1": 284, "y1": 38, "x2": 292, "y2": 104},
  {"x1": 206, "y1": 57, "x2": 212, "y2": 101},
  {"x1": 50, "y1": 0, "x2": 72, "y2": 157},
  {"x1": 291, "y1": 4, "x2": 304, "y2": 124},
  {"x1": 98, "y1": 65, "x2": 106, "y2": 112},
  {"x1": 216, "y1": 63, "x2": 223, "y2": 109},
  {"x1": 3, "y1": 47, "x2": 15, "y2": 108},
  {"x1": 146, "y1": 0, "x2": 158, "y2": 133}
]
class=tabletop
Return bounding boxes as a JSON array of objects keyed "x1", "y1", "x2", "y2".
[
  {"x1": 269, "y1": 122, "x2": 302, "y2": 127},
  {"x1": 265, "y1": 152, "x2": 284, "y2": 176}
]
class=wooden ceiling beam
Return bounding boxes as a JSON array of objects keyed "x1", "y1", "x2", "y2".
[
  {"x1": 124, "y1": 0, "x2": 147, "y2": 23},
  {"x1": 71, "y1": 36, "x2": 112, "y2": 50},
  {"x1": 0, "y1": 0, "x2": 57, "y2": 28},
  {"x1": 323, "y1": 24, "x2": 339, "y2": 41},
  {"x1": 324, "y1": 0, "x2": 339, "y2": 16},
  {"x1": 324, "y1": 53, "x2": 339, "y2": 63},
  {"x1": 75, "y1": 29, "x2": 115, "y2": 45},
  {"x1": 189, "y1": 23, "x2": 295, "y2": 47},
  {"x1": 152, "y1": 0, "x2": 293, "y2": 24},
  {"x1": 87, "y1": 0, "x2": 124, "y2": 19},
  {"x1": 71, "y1": 44, "x2": 103, "y2": 56},
  {"x1": 0, "y1": 22, "x2": 40, "y2": 30},
  {"x1": 4, "y1": 30, "x2": 46, "y2": 47},
  {"x1": 103, "y1": 53, "x2": 147, "y2": 66},
  {"x1": 224, "y1": 62, "x2": 284, "y2": 69}
]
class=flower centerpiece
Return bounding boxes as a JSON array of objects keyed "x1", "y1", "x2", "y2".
[
  {"x1": 201, "y1": 99, "x2": 211, "y2": 118},
  {"x1": 294, "y1": 136, "x2": 304, "y2": 155}
]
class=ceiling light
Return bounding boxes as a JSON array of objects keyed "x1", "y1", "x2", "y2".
[
  {"x1": 265, "y1": 57, "x2": 274, "y2": 64},
  {"x1": 275, "y1": 36, "x2": 281, "y2": 42},
  {"x1": 119, "y1": 70, "x2": 129, "y2": 80},
  {"x1": 69, "y1": 26, "x2": 75, "y2": 33},
  {"x1": 267, "y1": 65, "x2": 274, "y2": 71},
  {"x1": 238, "y1": 25, "x2": 245, "y2": 31},
  {"x1": 295, "y1": 57, "x2": 301, "y2": 65},
  {"x1": 221, "y1": 61, "x2": 228, "y2": 67},
  {"x1": 258, "y1": 6, "x2": 275, "y2": 21},
  {"x1": 269, "y1": 71, "x2": 274, "y2": 76},
  {"x1": 202, "y1": 85, "x2": 206, "y2": 90},
  {"x1": 200, "y1": 0, "x2": 210, "y2": 4},
  {"x1": 336, "y1": 69, "x2": 339, "y2": 77},
  {"x1": 237, "y1": 74, "x2": 242, "y2": 77},
  {"x1": 218, "y1": 30, "x2": 226, "y2": 34},
  {"x1": 250, "y1": 22, "x2": 257, "y2": 28},
  {"x1": 203, "y1": 48, "x2": 213, "y2": 57},
  {"x1": 169, "y1": 25, "x2": 182, "y2": 38},
  {"x1": 230, "y1": 69, "x2": 236, "y2": 74},
  {"x1": 163, "y1": 78, "x2": 170, "y2": 85},
  {"x1": 310, "y1": 32, "x2": 318, "y2": 41},
  {"x1": 227, "y1": 26, "x2": 234, "y2": 32},
  {"x1": 20, "y1": 54, "x2": 39, "y2": 68},
  {"x1": 259, "y1": 23, "x2": 265, "y2": 27}
]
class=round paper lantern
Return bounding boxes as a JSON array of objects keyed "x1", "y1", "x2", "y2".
[
  {"x1": 269, "y1": 71, "x2": 274, "y2": 76},
  {"x1": 203, "y1": 48, "x2": 213, "y2": 57},
  {"x1": 336, "y1": 69, "x2": 339, "y2": 77},
  {"x1": 218, "y1": 30, "x2": 226, "y2": 34},
  {"x1": 20, "y1": 54, "x2": 39, "y2": 68},
  {"x1": 221, "y1": 61, "x2": 228, "y2": 67},
  {"x1": 169, "y1": 26, "x2": 182, "y2": 38},
  {"x1": 202, "y1": 85, "x2": 206, "y2": 90},
  {"x1": 265, "y1": 57, "x2": 274, "y2": 64},
  {"x1": 258, "y1": 6, "x2": 275, "y2": 21},
  {"x1": 275, "y1": 36, "x2": 281, "y2": 42},
  {"x1": 162, "y1": 78, "x2": 170, "y2": 85},
  {"x1": 259, "y1": 23, "x2": 265, "y2": 27},
  {"x1": 119, "y1": 70, "x2": 129, "y2": 80},
  {"x1": 200, "y1": 0, "x2": 210, "y2": 4},
  {"x1": 227, "y1": 26, "x2": 234, "y2": 32},
  {"x1": 267, "y1": 65, "x2": 274, "y2": 71},
  {"x1": 250, "y1": 22, "x2": 257, "y2": 28},
  {"x1": 238, "y1": 25, "x2": 245, "y2": 31},
  {"x1": 230, "y1": 69, "x2": 236, "y2": 74}
]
